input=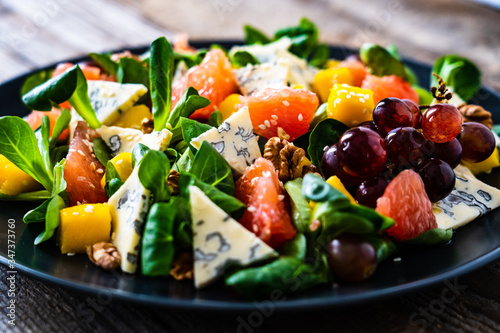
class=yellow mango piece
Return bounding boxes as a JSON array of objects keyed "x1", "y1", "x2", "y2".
[
  {"x1": 218, "y1": 94, "x2": 242, "y2": 120},
  {"x1": 326, "y1": 176, "x2": 357, "y2": 204},
  {"x1": 100, "y1": 152, "x2": 134, "y2": 189},
  {"x1": 461, "y1": 147, "x2": 500, "y2": 175},
  {"x1": 113, "y1": 105, "x2": 152, "y2": 130},
  {"x1": 326, "y1": 59, "x2": 341, "y2": 69},
  {"x1": 327, "y1": 83, "x2": 375, "y2": 127},
  {"x1": 313, "y1": 68, "x2": 355, "y2": 103},
  {"x1": 58, "y1": 203, "x2": 112, "y2": 254},
  {"x1": 0, "y1": 155, "x2": 42, "y2": 196}
]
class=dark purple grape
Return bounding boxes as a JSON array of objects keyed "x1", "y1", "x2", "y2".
[
  {"x1": 385, "y1": 127, "x2": 426, "y2": 167},
  {"x1": 337, "y1": 127, "x2": 387, "y2": 179},
  {"x1": 421, "y1": 138, "x2": 462, "y2": 169},
  {"x1": 321, "y1": 144, "x2": 362, "y2": 186},
  {"x1": 356, "y1": 175, "x2": 389, "y2": 208},
  {"x1": 326, "y1": 234, "x2": 378, "y2": 282},
  {"x1": 358, "y1": 121, "x2": 379, "y2": 133},
  {"x1": 459, "y1": 122, "x2": 496, "y2": 163},
  {"x1": 416, "y1": 158, "x2": 455, "y2": 202},
  {"x1": 373, "y1": 97, "x2": 413, "y2": 135},
  {"x1": 402, "y1": 99, "x2": 422, "y2": 129}
]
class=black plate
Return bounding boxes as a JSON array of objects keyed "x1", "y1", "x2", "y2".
[{"x1": 1, "y1": 42, "x2": 500, "y2": 311}]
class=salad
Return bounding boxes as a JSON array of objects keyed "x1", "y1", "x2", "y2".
[{"x1": 1, "y1": 18, "x2": 500, "y2": 298}]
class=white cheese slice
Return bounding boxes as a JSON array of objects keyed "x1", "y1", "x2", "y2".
[
  {"x1": 233, "y1": 59, "x2": 291, "y2": 95},
  {"x1": 97, "y1": 125, "x2": 172, "y2": 156},
  {"x1": 191, "y1": 107, "x2": 261, "y2": 175},
  {"x1": 434, "y1": 164, "x2": 500, "y2": 229},
  {"x1": 190, "y1": 186, "x2": 278, "y2": 288},
  {"x1": 87, "y1": 81, "x2": 148, "y2": 126},
  {"x1": 275, "y1": 49, "x2": 318, "y2": 89},
  {"x1": 228, "y1": 37, "x2": 292, "y2": 63},
  {"x1": 108, "y1": 167, "x2": 150, "y2": 273}
]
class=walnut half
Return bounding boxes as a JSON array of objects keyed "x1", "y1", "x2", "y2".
[
  {"x1": 263, "y1": 137, "x2": 318, "y2": 182},
  {"x1": 87, "y1": 242, "x2": 121, "y2": 271},
  {"x1": 457, "y1": 104, "x2": 493, "y2": 129},
  {"x1": 170, "y1": 252, "x2": 194, "y2": 280}
]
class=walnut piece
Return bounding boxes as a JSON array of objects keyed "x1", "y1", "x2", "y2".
[
  {"x1": 170, "y1": 252, "x2": 194, "y2": 280},
  {"x1": 263, "y1": 137, "x2": 317, "y2": 182},
  {"x1": 87, "y1": 242, "x2": 121, "y2": 271},
  {"x1": 458, "y1": 104, "x2": 493, "y2": 129},
  {"x1": 141, "y1": 118, "x2": 154, "y2": 134},
  {"x1": 167, "y1": 169, "x2": 180, "y2": 195}
]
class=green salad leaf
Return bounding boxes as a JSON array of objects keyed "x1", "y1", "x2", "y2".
[
  {"x1": 117, "y1": 57, "x2": 149, "y2": 87},
  {"x1": 167, "y1": 87, "x2": 211, "y2": 129},
  {"x1": 89, "y1": 52, "x2": 118, "y2": 76},
  {"x1": 231, "y1": 51, "x2": 260, "y2": 68},
  {"x1": 402, "y1": 228, "x2": 453, "y2": 245},
  {"x1": 174, "y1": 49, "x2": 207, "y2": 68},
  {"x1": 34, "y1": 194, "x2": 66, "y2": 245},
  {"x1": 92, "y1": 137, "x2": 113, "y2": 166},
  {"x1": 431, "y1": 55, "x2": 481, "y2": 101},
  {"x1": 179, "y1": 117, "x2": 212, "y2": 152},
  {"x1": 141, "y1": 202, "x2": 176, "y2": 276},
  {"x1": 284, "y1": 178, "x2": 312, "y2": 234},
  {"x1": 360, "y1": 43, "x2": 407, "y2": 80},
  {"x1": 0, "y1": 190, "x2": 51, "y2": 202},
  {"x1": 150, "y1": 36, "x2": 174, "y2": 131},
  {"x1": 243, "y1": 25, "x2": 271, "y2": 45},
  {"x1": 308, "y1": 43, "x2": 329, "y2": 68},
  {"x1": 35, "y1": 116, "x2": 51, "y2": 176},
  {"x1": 138, "y1": 149, "x2": 171, "y2": 203},
  {"x1": 274, "y1": 18, "x2": 318, "y2": 58},
  {"x1": 308, "y1": 118, "x2": 348, "y2": 175},
  {"x1": 22, "y1": 65, "x2": 101, "y2": 129},
  {"x1": 21, "y1": 69, "x2": 52, "y2": 96},
  {"x1": 23, "y1": 199, "x2": 51, "y2": 224},
  {"x1": 49, "y1": 109, "x2": 71, "y2": 150},
  {"x1": 366, "y1": 236, "x2": 398, "y2": 262}
]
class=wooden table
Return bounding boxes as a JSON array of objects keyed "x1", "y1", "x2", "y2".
[{"x1": 1, "y1": 0, "x2": 500, "y2": 331}]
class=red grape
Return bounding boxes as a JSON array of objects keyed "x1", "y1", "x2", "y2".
[
  {"x1": 356, "y1": 175, "x2": 389, "y2": 208},
  {"x1": 326, "y1": 234, "x2": 378, "y2": 282},
  {"x1": 421, "y1": 104, "x2": 462, "y2": 143},
  {"x1": 337, "y1": 127, "x2": 387, "y2": 179},
  {"x1": 385, "y1": 127, "x2": 426, "y2": 167},
  {"x1": 373, "y1": 97, "x2": 413, "y2": 135},
  {"x1": 402, "y1": 99, "x2": 422, "y2": 129},
  {"x1": 416, "y1": 158, "x2": 455, "y2": 202},
  {"x1": 422, "y1": 138, "x2": 462, "y2": 169},
  {"x1": 358, "y1": 120, "x2": 379, "y2": 133},
  {"x1": 321, "y1": 144, "x2": 362, "y2": 186},
  {"x1": 459, "y1": 122, "x2": 496, "y2": 163}
]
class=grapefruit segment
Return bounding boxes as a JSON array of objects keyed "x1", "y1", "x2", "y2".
[
  {"x1": 235, "y1": 158, "x2": 296, "y2": 248},
  {"x1": 361, "y1": 74, "x2": 419, "y2": 105},
  {"x1": 376, "y1": 169, "x2": 437, "y2": 241}
]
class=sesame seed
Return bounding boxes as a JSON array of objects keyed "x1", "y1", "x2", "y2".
[
  {"x1": 96, "y1": 168, "x2": 104, "y2": 174},
  {"x1": 253, "y1": 224, "x2": 259, "y2": 232},
  {"x1": 323, "y1": 145, "x2": 329, "y2": 151},
  {"x1": 346, "y1": 94, "x2": 351, "y2": 99},
  {"x1": 350, "y1": 91, "x2": 356, "y2": 96},
  {"x1": 262, "y1": 171, "x2": 271, "y2": 177},
  {"x1": 298, "y1": 114, "x2": 304, "y2": 121},
  {"x1": 247, "y1": 206, "x2": 256, "y2": 212},
  {"x1": 258, "y1": 124, "x2": 266, "y2": 130},
  {"x1": 115, "y1": 159, "x2": 123, "y2": 165},
  {"x1": 84, "y1": 205, "x2": 94, "y2": 213},
  {"x1": 365, "y1": 94, "x2": 370, "y2": 100},
  {"x1": 89, "y1": 184, "x2": 96, "y2": 189},
  {"x1": 339, "y1": 89, "x2": 348, "y2": 94},
  {"x1": 359, "y1": 98, "x2": 365, "y2": 103},
  {"x1": 91, "y1": 154, "x2": 96, "y2": 158},
  {"x1": 271, "y1": 120, "x2": 278, "y2": 126},
  {"x1": 77, "y1": 150, "x2": 85, "y2": 156},
  {"x1": 73, "y1": 212, "x2": 79, "y2": 216},
  {"x1": 278, "y1": 195, "x2": 285, "y2": 201},
  {"x1": 69, "y1": 149, "x2": 76, "y2": 153},
  {"x1": 91, "y1": 162, "x2": 96, "y2": 170},
  {"x1": 356, "y1": 93, "x2": 365, "y2": 97},
  {"x1": 264, "y1": 120, "x2": 271, "y2": 128},
  {"x1": 67, "y1": 253, "x2": 76, "y2": 256},
  {"x1": 282, "y1": 100, "x2": 290, "y2": 106},
  {"x1": 393, "y1": 257, "x2": 402, "y2": 262},
  {"x1": 334, "y1": 98, "x2": 342, "y2": 107},
  {"x1": 342, "y1": 84, "x2": 350, "y2": 88},
  {"x1": 271, "y1": 115, "x2": 278, "y2": 120}
]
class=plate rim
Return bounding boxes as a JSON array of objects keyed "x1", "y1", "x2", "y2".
[{"x1": 1, "y1": 41, "x2": 500, "y2": 311}]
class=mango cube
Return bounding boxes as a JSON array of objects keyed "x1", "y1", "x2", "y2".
[
  {"x1": 313, "y1": 68, "x2": 355, "y2": 103},
  {"x1": 0, "y1": 155, "x2": 42, "y2": 196},
  {"x1": 326, "y1": 176, "x2": 357, "y2": 204},
  {"x1": 462, "y1": 147, "x2": 500, "y2": 175},
  {"x1": 57, "y1": 203, "x2": 111, "y2": 254},
  {"x1": 113, "y1": 105, "x2": 152, "y2": 130},
  {"x1": 327, "y1": 83, "x2": 375, "y2": 127},
  {"x1": 218, "y1": 94, "x2": 243, "y2": 120}
]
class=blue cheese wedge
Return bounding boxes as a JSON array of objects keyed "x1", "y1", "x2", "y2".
[
  {"x1": 87, "y1": 81, "x2": 148, "y2": 125},
  {"x1": 97, "y1": 126, "x2": 172, "y2": 156},
  {"x1": 233, "y1": 59, "x2": 291, "y2": 95},
  {"x1": 433, "y1": 164, "x2": 500, "y2": 229},
  {"x1": 275, "y1": 49, "x2": 318, "y2": 89},
  {"x1": 190, "y1": 186, "x2": 277, "y2": 288},
  {"x1": 228, "y1": 37, "x2": 292, "y2": 63},
  {"x1": 108, "y1": 167, "x2": 150, "y2": 273},
  {"x1": 191, "y1": 107, "x2": 261, "y2": 175}
]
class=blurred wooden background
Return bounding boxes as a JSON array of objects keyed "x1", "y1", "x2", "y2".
[
  {"x1": 1, "y1": 0, "x2": 500, "y2": 332},
  {"x1": 1, "y1": 0, "x2": 500, "y2": 91}
]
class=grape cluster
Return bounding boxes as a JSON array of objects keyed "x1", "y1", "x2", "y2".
[{"x1": 322, "y1": 97, "x2": 496, "y2": 207}]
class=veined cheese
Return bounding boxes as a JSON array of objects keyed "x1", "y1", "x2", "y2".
[
  {"x1": 275, "y1": 49, "x2": 318, "y2": 89},
  {"x1": 97, "y1": 126, "x2": 172, "y2": 156},
  {"x1": 108, "y1": 167, "x2": 150, "y2": 273},
  {"x1": 233, "y1": 59, "x2": 291, "y2": 95},
  {"x1": 434, "y1": 164, "x2": 500, "y2": 229},
  {"x1": 190, "y1": 186, "x2": 277, "y2": 288},
  {"x1": 228, "y1": 37, "x2": 292, "y2": 63},
  {"x1": 87, "y1": 81, "x2": 148, "y2": 126},
  {"x1": 191, "y1": 107, "x2": 261, "y2": 175}
]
